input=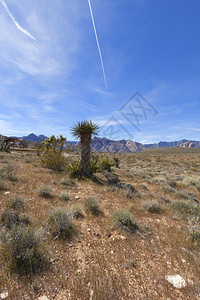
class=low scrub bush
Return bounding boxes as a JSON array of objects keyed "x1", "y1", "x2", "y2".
[
  {"x1": 112, "y1": 209, "x2": 138, "y2": 233},
  {"x1": 104, "y1": 171, "x2": 119, "y2": 185},
  {"x1": 70, "y1": 205, "x2": 84, "y2": 219},
  {"x1": 59, "y1": 192, "x2": 70, "y2": 202},
  {"x1": 190, "y1": 225, "x2": 200, "y2": 246},
  {"x1": 48, "y1": 209, "x2": 73, "y2": 239},
  {"x1": 7, "y1": 196, "x2": 25, "y2": 211},
  {"x1": 141, "y1": 201, "x2": 163, "y2": 214},
  {"x1": 38, "y1": 185, "x2": 53, "y2": 198},
  {"x1": 1, "y1": 209, "x2": 30, "y2": 229},
  {"x1": 2, "y1": 225, "x2": 45, "y2": 274},
  {"x1": 0, "y1": 180, "x2": 5, "y2": 190},
  {"x1": 84, "y1": 197, "x2": 103, "y2": 216},
  {"x1": 1, "y1": 209, "x2": 20, "y2": 229},
  {"x1": 171, "y1": 200, "x2": 200, "y2": 223},
  {"x1": 60, "y1": 178, "x2": 76, "y2": 186}
]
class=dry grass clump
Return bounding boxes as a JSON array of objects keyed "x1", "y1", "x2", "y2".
[
  {"x1": 84, "y1": 197, "x2": 103, "y2": 216},
  {"x1": 141, "y1": 200, "x2": 163, "y2": 214},
  {"x1": 112, "y1": 209, "x2": 138, "y2": 233},
  {"x1": 59, "y1": 192, "x2": 70, "y2": 202},
  {"x1": 38, "y1": 185, "x2": 53, "y2": 198},
  {"x1": 1, "y1": 224, "x2": 45, "y2": 274},
  {"x1": 70, "y1": 204, "x2": 84, "y2": 219},
  {"x1": 48, "y1": 209, "x2": 73, "y2": 240},
  {"x1": 7, "y1": 196, "x2": 25, "y2": 211}
]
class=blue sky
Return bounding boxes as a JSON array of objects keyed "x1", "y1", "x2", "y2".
[{"x1": 0, "y1": 0, "x2": 200, "y2": 143}]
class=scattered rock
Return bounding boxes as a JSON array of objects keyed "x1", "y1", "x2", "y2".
[
  {"x1": 0, "y1": 292, "x2": 8, "y2": 299},
  {"x1": 4, "y1": 191, "x2": 10, "y2": 195},
  {"x1": 38, "y1": 296, "x2": 49, "y2": 300},
  {"x1": 165, "y1": 274, "x2": 186, "y2": 289},
  {"x1": 74, "y1": 196, "x2": 80, "y2": 199}
]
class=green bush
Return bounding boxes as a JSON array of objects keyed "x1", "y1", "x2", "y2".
[
  {"x1": 3, "y1": 225, "x2": 45, "y2": 274},
  {"x1": 67, "y1": 161, "x2": 83, "y2": 179},
  {"x1": 112, "y1": 209, "x2": 138, "y2": 233},
  {"x1": 99, "y1": 158, "x2": 114, "y2": 172},
  {"x1": 48, "y1": 209, "x2": 73, "y2": 239},
  {"x1": 38, "y1": 185, "x2": 53, "y2": 198},
  {"x1": 84, "y1": 197, "x2": 103, "y2": 216}
]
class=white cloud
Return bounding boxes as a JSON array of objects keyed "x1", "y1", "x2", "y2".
[
  {"x1": 0, "y1": 0, "x2": 37, "y2": 41},
  {"x1": 0, "y1": 0, "x2": 82, "y2": 77}
]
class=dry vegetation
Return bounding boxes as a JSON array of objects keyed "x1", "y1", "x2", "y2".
[{"x1": 0, "y1": 148, "x2": 200, "y2": 299}]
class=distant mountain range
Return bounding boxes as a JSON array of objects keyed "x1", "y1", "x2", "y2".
[{"x1": 11, "y1": 133, "x2": 200, "y2": 153}]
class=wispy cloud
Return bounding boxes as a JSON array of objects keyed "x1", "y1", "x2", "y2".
[{"x1": 0, "y1": 0, "x2": 37, "y2": 41}]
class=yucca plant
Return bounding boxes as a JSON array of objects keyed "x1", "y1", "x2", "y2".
[{"x1": 71, "y1": 120, "x2": 100, "y2": 177}]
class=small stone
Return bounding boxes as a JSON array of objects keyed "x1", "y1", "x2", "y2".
[
  {"x1": 87, "y1": 228, "x2": 91, "y2": 232},
  {"x1": 75, "y1": 196, "x2": 80, "y2": 199},
  {"x1": 4, "y1": 191, "x2": 10, "y2": 195},
  {"x1": 0, "y1": 292, "x2": 8, "y2": 299},
  {"x1": 165, "y1": 274, "x2": 187, "y2": 289},
  {"x1": 38, "y1": 296, "x2": 49, "y2": 300},
  {"x1": 124, "y1": 264, "x2": 129, "y2": 269}
]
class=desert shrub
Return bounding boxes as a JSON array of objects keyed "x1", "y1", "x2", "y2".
[
  {"x1": 104, "y1": 171, "x2": 119, "y2": 185},
  {"x1": 167, "y1": 180, "x2": 177, "y2": 188},
  {"x1": 1, "y1": 209, "x2": 30, "y2": 229},
  {"x1": 190, "y1": 225, "x2": 200, "y2": 246},
  {"x1": 99, "y1": 158, "x2": 114, "y2": 172},
  {"x1": 161, "y1": 185, "x2": 176, "y2": 194},
  {"x1": 140, "y1": 184, "x2": 149, "y2": 191},
  {"x1": 0, "y1": 159, "x2": 9, "y2": 164},
  {"x1": 141, "y1": 201, "x2": 163, "y2": 214},
  {"x1": 70, "y1": 205, "x2": 84, "y2": 219},
  {"x1": 176, "y1": 191, "x2": 199, "y2": 203},
  {"x1": 116, "y1": 183, "x2": 140, "y2": 198},
  {"x1": 183, "y1": 176, "x2": 199, "y2": 187},
  {"x1": 48, "y1": 209, "x2": 73, "y2": 239},
  {"x1": 1, "y1": 209, "x2": 20, "y2": 229},
  {"x1": 158, "y1": 195, "x2": 171, "y2": 204},
  {"x1": 4, "y1": 164, "x2": 17, "y2": 182},
  {"x1": 84, "y1": 197, "x2": 103, "y2": 216},
  {"x1": 171, "y1": 200, "x2": 200, "y2": 223},
  {"x1": 38, "y1": 185, "x2": 53, "y2": 198},
  {"x1": 59, "y1": 192, "x2": 70, "y2": 202},
  {"x1": 0, "y1": 180, "x2": 5, "y2": 190},
  {"x1": 2, "y1": 225, "x2": 45, "y2": 274},
  {"x1": 7, "y1": 196, "x2": 25, "y2": 211},
  {"x1": 41, "y1": 150, "x2": 66, "y2": 172},
  {"x1": 112, "y1": 209, "x2": 138, "y2": 233},
  {"x1": 60, "y1": 178, "x2": 76, "y2": 186},
  {"x1": 41, "y1": 135, "x2": 67, "y2": 172},
  {"x1": 67, "y1": 161, "x2": 83, "y2": 179}
]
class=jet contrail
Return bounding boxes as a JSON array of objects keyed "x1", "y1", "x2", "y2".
[
  {"x1": 0, "y1": 0, "x2": 37, "y2": 41},
  {"x1": 87, "y1": 0, "x2": 107, "y2": 89}
]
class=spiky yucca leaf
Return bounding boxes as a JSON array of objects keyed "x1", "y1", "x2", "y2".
[{"x1": 71, "y1": 120, "x2": 100, "y2": 140}]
